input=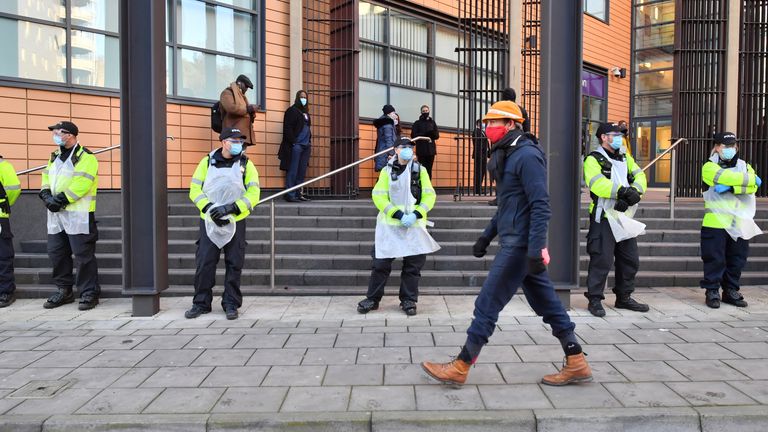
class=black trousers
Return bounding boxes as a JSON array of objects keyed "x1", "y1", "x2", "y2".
[
  {"x1": 193, "y1": 219, "x2": 246, "y2": 310},
  {"x1": 0, "y1": 219, "x2": 15, "y2": 295},
  {"x1": 473, "y1": 157, "x2": 487, "y2": 195},
  {"x1": 418, "y1": 154, "x2": 435, "y2": 180},
  {"x1": 700, "y1": 226, "x2": 749, "y2": 291},
  {"x1": 365, "y1": 247, "x2": 426, "y2": 303},
  {"x1": 47, "y1": 215, "x2": 100, "y2": 297},
  {"x1": 585, "y1": 218, "x2": 639, "y2": 300}
]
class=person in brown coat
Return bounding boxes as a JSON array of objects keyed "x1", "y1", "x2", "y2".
[{"x1": 219, "y1": 74, "x2": 257, "y2": 146}]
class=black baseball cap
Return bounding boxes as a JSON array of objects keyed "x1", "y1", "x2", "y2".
[
  {"x1": 396, "y1": 137, "x2": 414, "y2": 147},
  {"x1": 382, "y1": 104, "x2": 395, "y2": 115},
  {"x1": 236, "y1": 74, "x2": 253, "y2": 89},
  {"x1": 219, "y1": 127, "x2": 247, "y2": 141},
  {"x1": 595, "y1": 122, "x2": 623, "y2": 139},
  {"x1": 713, "y1": 132, "x2": 737, "y2": 145},
  {"x1": 47, "y1": 121, "x2": 79, "y2": 136}
]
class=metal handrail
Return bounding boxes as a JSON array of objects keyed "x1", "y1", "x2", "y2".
[
  {"x1": 641, "y1": 137, "x2": 687, "y2": 219},
  {"x1": 15, "y1": 136, "x2": 176, "y2": 176},
  {"x1": 258, "y1": 136, "x2": 431, "y2": 289}
]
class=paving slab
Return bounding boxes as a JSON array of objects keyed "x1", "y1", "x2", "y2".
[
  {"x1": 200, "y1": 366, "x2": 269, "y2": 387},
  {"x1": 44, "y1": 414, "x2": 208, "y2": 432},
  {"x1": 348, "y1": 385, "x2": 416, "y2": 411},
  {"x1": 697, "y1": 405, "x2": 768, "y2": 432},
  {"x1": 323, "y1": 364, "x2": 383, "y2": 386},
  {"x1": 212, "y1": 387, "x2": 288, "y2": 413},
  {"x1": 477, "y1": 384, "x2": 552, "y2": 409},
  {"x1": 143, "y1": 387, "x2": 225, "y2": 414},
  {"x1": 76, "y1": 388, "x2": 164, "y2": 414},
  {"x1": 372, "y1": 410, "x2": 535, "y2": 432},
  {"x1": 414, "y1": 385, "x2": 485, "y2": 411},
  {"x1": 534, "y1": 407, "x2": 700, "y2": 432},
  {"x1": 280, "y1": 386, "x2": 350, "y2": 412},
  {"x1": 208, "y1": 412, "x2": 369, "y2": 432},
  {"x1": 602, "y1": 382, "x2": 690, "y2": 408},
  {"x1": 666, "y1": 381, "x2": 758, "y2": 406}
]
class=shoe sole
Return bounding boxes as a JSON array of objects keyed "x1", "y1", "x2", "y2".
[
  {"x1": 185, "y1": 310, "x2": 211, "y2": 319},
  {"x1": 541, "y1": 375, "x2": 594, "y2": 386},
  {"x1": 721, "y1": 300, "x2": 748, "y2": 307},
  {"x1": 78, "y1": 302, "x2": 99, "y2": 311},
  {"x1": 357, "y1": 304, "x2": 379, "y2": 314},
  {"x1": 420, "y1": 363, "x2": 465, "y2": 387},
  {"x1": 614, "y1": 306, "x2": 650, "y2": 312},
  {"x1": 43, "y1": 297, "x2": 75, "y2": 309},
  {"x1": 588, "y1": 310, "x2": 606, "y2": 317}
]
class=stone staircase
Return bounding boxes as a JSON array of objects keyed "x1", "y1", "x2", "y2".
[{"x1": 11, "y1": 199, "x2": 768, "y2": 298}]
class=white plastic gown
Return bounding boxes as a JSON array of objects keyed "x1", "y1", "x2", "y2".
[
  {"x1": 703, "y1": 153, "x2": 762, "y2": 241},
  {"x1": 47, "y1": 149, "x2": 91, "y2": 235},
  {"x1": 202, "y1": 151, "x2": 245, "y2": 249},
  {"x1": 593, "y1": 146, "x2": 646, "y2": 242}
]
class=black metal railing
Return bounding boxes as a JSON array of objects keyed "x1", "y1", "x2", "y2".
[{"x1": 522, "y1": 0, "x2": 541, "y2": 136}]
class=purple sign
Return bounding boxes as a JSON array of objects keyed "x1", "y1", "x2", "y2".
[{"x1": 582, "y1": 70, "x2": 606, "y2": 99}]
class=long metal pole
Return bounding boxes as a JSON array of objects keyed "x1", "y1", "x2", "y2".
[
  {"x1": 270, "y1": 199, "x2": 276, "y2": 290},
  {"x1": 641, "y1": 138, "x2": 687, "y2": 172},
  {"x1": 670, "y1": 147, "x2": 677, "y2": 220}
]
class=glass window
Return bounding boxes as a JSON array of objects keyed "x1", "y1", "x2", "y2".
[
  {"x1": 0, "y1": 0, "x2": 65, "y2": 24},
  {"x1": 635, "y1": 69, "x2": 673, "y2": 94},
  {"x1": 359, "y1": 80, "x2": 387, "y2": 118},
  {"x1": 635, "y1": 1, "x2": 674, "y2": 27},
  {"x1": 635, "y1": 23, "x2": 674, "y2": 50},
  {"x1": 633, "y1": 93, "x2": 673, "y2": 117},
  {"x1": 435, "y1": 26, "x2": 460, "y2": 61},
  {"x1": 390, "y1": 86, "x2": 431, "y2": 117},
  {"x1": 435, "y1": 94, "x2": 458, "y2": 128},
  {"x1": 435, "y1": 60, "x2": 460, "y2": 94},
  {"x1": 584, "y1": 0, "x2": 608, "y2": 21},
  {"x1": 177, "y1": 48, "x2": 256, "y2": 100},
  {"x1": 389, "y1": 12, "x2": 428, "y2": 54},
  {"x1": 360, "y1": 42, "x2": 385, "y2": 81},
  {"x1": 176, "y1": 0, "x2": 256, "y2": 57},
  {"x1": 359, "y1": 1, "x2": 386, "y2": 42},
  {"x1": 635, "y1": 47, "x2": 673, "y2": 72},
  {"x1": 70, "y1": 30, "x2": 120, "y2": 88},
  {"x1": 390, "y1": 50, "x2": 428, "y2": 88},
  {"x1": 71, "y1": 0, "x2": 119, "y2": 33},
  {"x1": 0, "y1": 18, "x2": 66, "y2": 83}
]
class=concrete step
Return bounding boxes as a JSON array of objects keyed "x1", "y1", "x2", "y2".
[{"x1": 578, "y1": 271, "x2": 768, "y2": 288}]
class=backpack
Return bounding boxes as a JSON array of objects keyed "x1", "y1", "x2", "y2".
[{"x1": 211, "y1": 102, "x2": 223, "y2": 133}]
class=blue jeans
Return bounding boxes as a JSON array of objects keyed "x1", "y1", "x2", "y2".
[
  {"x1": 286, "y1": 143, "x2": 311, "y2": 198},
  {"x1": 465, "y1": 246, "x2": 576, "y2": 358}
]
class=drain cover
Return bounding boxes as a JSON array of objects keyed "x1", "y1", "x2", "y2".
[{"x1": 7, "y1": 380, "x2": 72, "y2": 399}]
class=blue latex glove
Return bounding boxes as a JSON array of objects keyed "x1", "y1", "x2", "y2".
[
  {"x1": 714, "y1": 184, "x2": 732, "y2": 194},
  {"x1": 401, "y1": 213, "x2": 417, "y2": 228},
  {"x1": 756, "y1": 176, "x2": 762, "y2": 188}
]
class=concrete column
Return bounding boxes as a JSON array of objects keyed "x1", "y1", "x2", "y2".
[
  {"x1": 724, "y1": 0, "x2": 740, "y2": 131},
  {"x1": 508, "y1": 0, "x2": 523, "y2": 92},
  {"x1": 290, "y1": 0, "x2": 304, "y2": 97}
]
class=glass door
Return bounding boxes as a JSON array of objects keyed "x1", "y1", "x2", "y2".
[{"x1": 632, "y1": 118, "x2": 672, "y2": 187}]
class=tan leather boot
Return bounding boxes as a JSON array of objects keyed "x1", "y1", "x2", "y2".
[
  {"x1": 541, "y1": 353, "x2": 593, "y2": 386},
  {"x1": 421, "y1": 358, "x2": 471, "y2": 385}
]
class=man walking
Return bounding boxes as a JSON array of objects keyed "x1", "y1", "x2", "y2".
[
  {"x1": 421, "y1": 101, "x2": 592, "y2": 386},
  {"x1": 219, "y1": 74, "x2": 257, "y2": 146},
  {"x1": 186, "y1": 128, "x2": 260, "y2": 320},
  {"x1": 40, "y1": 121, "x2": 100, "y2": 310}
]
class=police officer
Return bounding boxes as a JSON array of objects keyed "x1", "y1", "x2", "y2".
[
  {"x1": 39, "y1": 121, "x2": 100, "y2": 310},
  {"x1": 422, "y1": 101, "x2": 591, "y2": 387},
  {"x1": 185, "y1": 127, "x2": 260, "y2": 320},
  {"x1": 700, "y1": 132, "x2": 762, "y2": 308},
  {"x1": 0, "y1": 157, "x2": 21, "y2": 307},
  {"x1": 583, "y1": 122, "x2": 649, "y2": 317},
  {"x1": 357, "y1": 137, "x2": 439, "y2": 316}
]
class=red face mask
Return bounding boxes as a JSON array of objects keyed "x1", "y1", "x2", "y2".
[{"x1": 485, "y1": 125, "x2": 508, "y2": 144}]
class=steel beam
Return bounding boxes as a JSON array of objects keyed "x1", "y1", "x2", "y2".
[
  {"x1": 539, "y1": 0, "x2": 583, "y2": 307},
  {"x1": 119, "y1": 0, "x2": 168, "y2": 316}
]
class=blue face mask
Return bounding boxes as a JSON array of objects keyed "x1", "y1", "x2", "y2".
[
  {"x1": 53, "y1": 135, "x2": 65, "y2": 146},
  {"x1": 610, "y1": 135, "x2": 623, "y2": 150},
  {"x1": 721, "y1": 147, "x2": 736, "y2": 161},
  {"x1": 229, "y1": 142, "x2": 243, "y2": 156},
  {"x1": 399, "y1": 147, "x2": 414, "y2": 161},
  {"x1": 300, "y1": 97, "x2": 307, "y2": 106}
]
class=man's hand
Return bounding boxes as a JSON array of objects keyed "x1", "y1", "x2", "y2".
[{"x1": 472, "y1": 236, "x2": 491, "y2": 258}]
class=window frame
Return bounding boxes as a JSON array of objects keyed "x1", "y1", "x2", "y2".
[
  {"x1": 584, "y1": 0, "x2": 609, "y2": 24},
  {"x1": 359, "y1": 2, "x2": 480, "y2": 129},
  {"x1": 0, "y1": 0, "x2": 266, "y2": 109}
]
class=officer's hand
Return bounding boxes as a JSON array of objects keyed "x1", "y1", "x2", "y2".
[
  {"x1": 622, "y1": 187, "x2": 642, "y2": 206},
  {"x1": 201, "y1": 203, "x2": 213, "y2": 214},
  {"x1": 53, "y1": 192, "x2": 69, "y2": 209},
  {"x1": 714, "y1": 184, "x2": 732, "y2": 194},
  {"x1": 527, "y1": 256, "x2": 547, "y2": 275},
  {"x1": 472, "y1": 236, "x2": 491, "y2": 258},
  {"x1": 223, "y1": 203, "x2": 240, "y2": 215},
  {"x1": 38, "y1": 189, "x2": 53, "y2": 202},
  {"x1": 45, "y1": 198, "x2": 62, "y2": 213},
  {"x1": 209, "y1": 205, "x2": 229, "y2": 221},
  {"x1": 400, "y1": 213, "x2": 417, "y2": 228},
  {"x1": 213, "y1": 217, "x2": 230, "y2": 227},
  {"x1": 756, "y1": 176, "x2": 762, "y2": 188},
  {"x1": 614, "y1": 199, "x2": 630, "y2": 212}
]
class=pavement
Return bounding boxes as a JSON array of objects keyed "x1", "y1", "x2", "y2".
[{"x1": 0, "y1": 287, "x2": 767, "y2": 431}]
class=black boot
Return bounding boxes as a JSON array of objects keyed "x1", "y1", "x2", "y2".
[
  {"x1": 357, "y1": 298, "x2": 379, "y2": 314},
  {"x1": 705, "y1": 289, "x2": 721, "y2": 309},
  {"x1": 587, "y1": 297, "x2": 605, "y2": 317},
  {"x1": 44, "y1": 289, "x2": 74, "y2": 309},
  {"x1": 721, "y1": 289, "x2": 747, "y2": 307},
  {"x1": 615, "y1": 295, "x2": 649, "y2": 312}
]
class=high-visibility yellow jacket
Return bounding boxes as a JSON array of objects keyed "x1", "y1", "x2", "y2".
[
  {"x1": 189, "y1": 152, "x2": 260, "y2": 222},
  {"x1": 372, "y1": 161, "x2": 436, "y2": 225},
  {"x1": 702, "y1": 159, "x2": 759, "y2": 229},
  {"x1": 0, "y1": 159, "x2": 20, "y2": 219},
  {"x1": 41, "y1": 144, "x2": 98, "y2": 212},
  {"x1": 583, "y1": 149, "x2": 647, "y2": 215}
]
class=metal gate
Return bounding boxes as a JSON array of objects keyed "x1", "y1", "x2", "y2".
[
  {"x1": 672, "y1": 0, "x2": 728, "y2": 198},
  {"x1": 303, "y1": 0, "x2": 359, "y2": 198},
  {"x1": 454, "y1": 0, "x2": 509, "y2": 200},
  {"x1": 521, "y1": 0, "x2": 541, "y2": 136},
  {"x1": 738, "y1": 0, "x2": 768, "y2": 197}
]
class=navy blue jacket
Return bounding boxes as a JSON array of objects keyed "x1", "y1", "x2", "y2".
[
  {"x1": 373, "y1": 115, "x2": 397, "y2": 171},
  {"x1": 482, "y1": 130, "x2": 550, "y2": 257}
]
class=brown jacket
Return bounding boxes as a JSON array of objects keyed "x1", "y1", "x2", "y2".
[{"x1": 219, "y1": 83, "x2": 254, "y2": 145}]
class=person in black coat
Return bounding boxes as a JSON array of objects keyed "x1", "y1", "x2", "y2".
[
  {"x1": 278, "y1": 90, "x2": 312, "y2": 202},
  {"x1": 501, "y1": 88, "x2": 531, "y2": 133},
  {"x1": 373, "y1": 104, "x2": 399, "y2": 172},
  {"x1": 411, "y1": 105, "x2": 439, "y2": 179},
  {"x1": 472, "y1": 119, "x2": 490, "y2": 194}
]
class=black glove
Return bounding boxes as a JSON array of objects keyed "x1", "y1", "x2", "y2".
[
  {"x1": 201, "y1": 203, "x2": 213, "y2": 214},
  {"x1": 614, "y1": 199, "x2": 629, "y2": 212},
  {"x1": 621, "y1": 187, "x2": 641, "y2": 206},
  {"x1": 39, "y1": 189, "x2": 61, "y2": 212},
  {"x1": 39, "y1": 189, "x2": 53, "y2": 202},
  {"x1": 53, "y1": 192, "x2": 69, "y2": 210},
  {"x1": 213, "y1": 217, "x2": 230, "y2": 227},
  {"x1": 210, "y1": 203, "x2": 240, "y2": 221},
  {"x1": 527, "y1": 256, "x2": 546, "y2": 275},
  {"x1": 472, "y1": 236, "x2": 491, "y2": 258}
]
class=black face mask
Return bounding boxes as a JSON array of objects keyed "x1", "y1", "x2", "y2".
[{"x1": 421, "y1": 112, "x2": 430, "y2": 118}]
